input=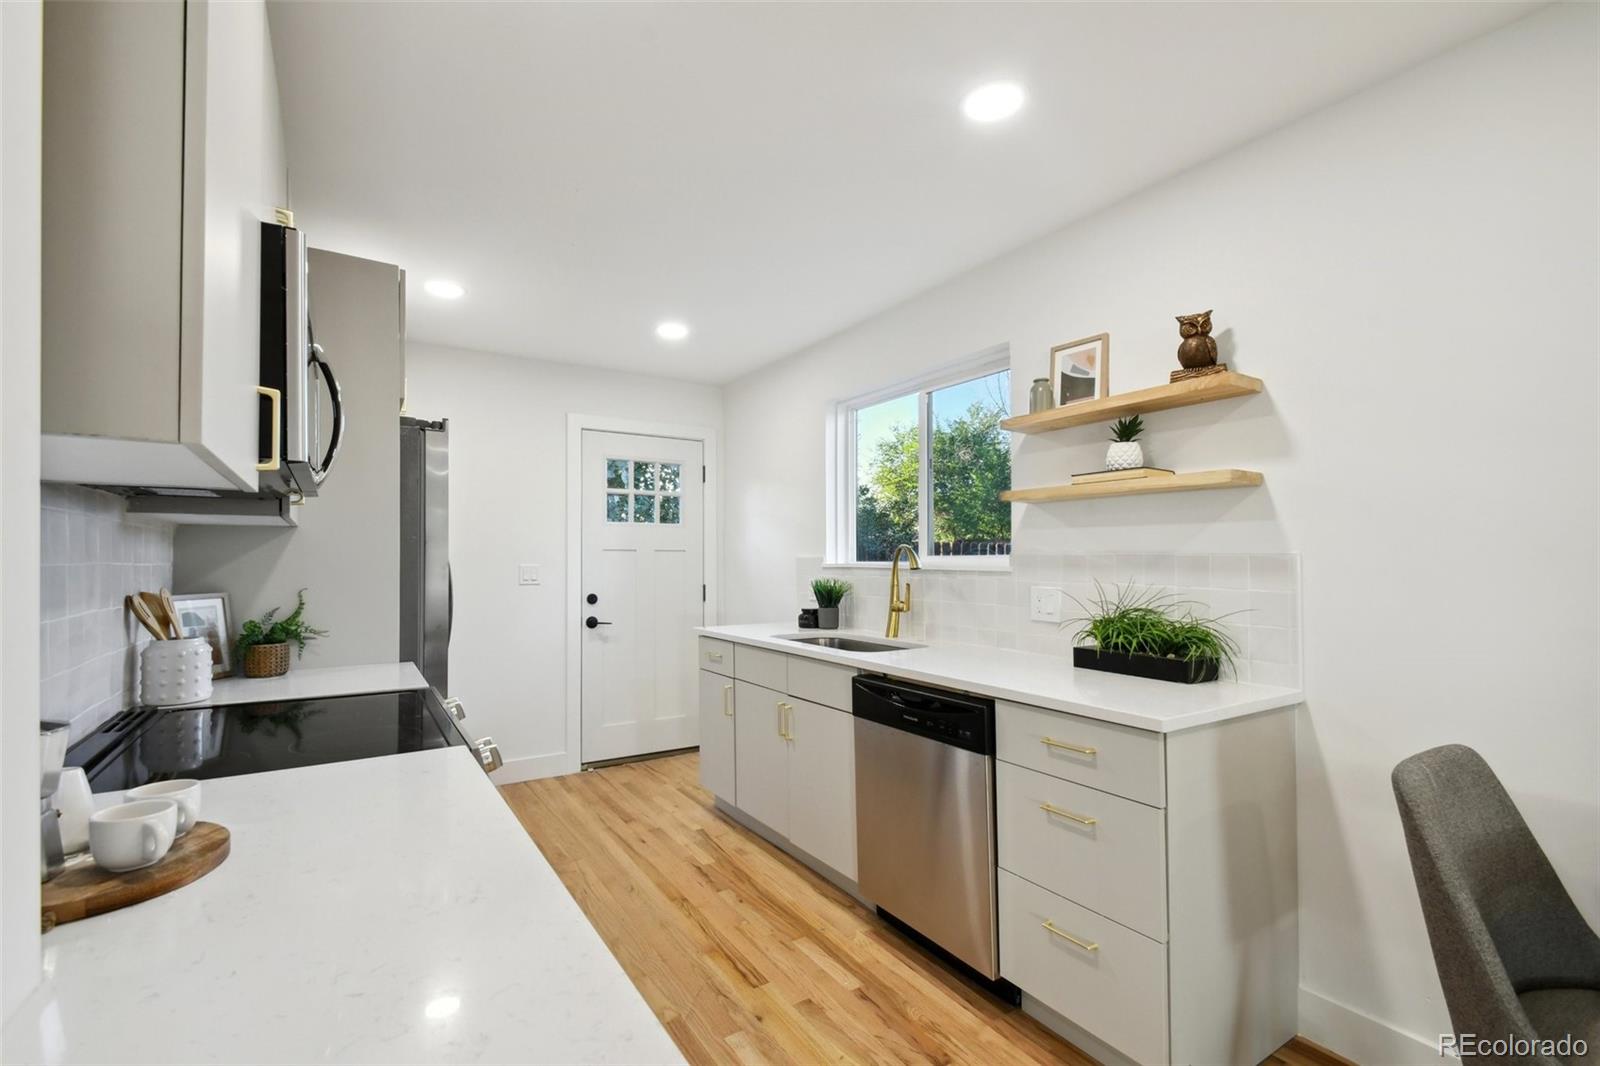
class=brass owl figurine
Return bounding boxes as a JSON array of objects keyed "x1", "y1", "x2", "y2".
[{"x1": 1176, "y1": 310, "x2": 1217, "y2": 369}]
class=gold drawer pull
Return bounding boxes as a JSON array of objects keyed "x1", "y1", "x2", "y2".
[
  {"x1": 1042, "y1": 921, "x2": 1099, "y2": 952},
  {"x1": 777, "y1": 701, "x2": 793, "y2": 739},
  {"x1": 705, "y1": 651, "x2": 724, "y2": 663},
  {"x1": 1040, "y1": 736, "x2": 1097, "y2": 756},
  {"x1": 1040, "y1": 802, "x2": 1097, "y2": 826},
  {"x1": 722, "y1": 683, "x2": 734, "y2": 717}
]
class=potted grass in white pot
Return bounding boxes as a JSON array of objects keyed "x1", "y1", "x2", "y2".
[
  {"x1": 810, "y1": 578, "x2": 852, "y2": 631},
  {"x1": 1067, "y1": 582, "x2": 1239, "y2": 684}
]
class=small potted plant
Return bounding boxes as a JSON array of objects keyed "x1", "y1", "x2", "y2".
[
  {"x1": 810, "y1": 578, "x2": 852, "y2": 631},
  {"x1": 236, "y1": 589, "x2": 328, "y2": 679},
  {"x1": 1067, "y1": 582, "x2": 1238, "y2": 684},
  {"x1": 1105, "y1": 415, "x2": 1146, "y2": 471}
]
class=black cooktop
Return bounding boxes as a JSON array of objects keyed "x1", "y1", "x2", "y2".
[{"x1": 67, "y1": 689, "x2": 465, "y2": 792}]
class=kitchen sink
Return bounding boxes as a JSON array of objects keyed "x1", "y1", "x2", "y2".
[{"x1": 783, "y1": 635, "x2": 916, "y2": 653}]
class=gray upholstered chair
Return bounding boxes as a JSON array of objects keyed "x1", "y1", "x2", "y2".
[{"x1": 1393, "y1": 745, "x2": 1600, "y2": 1065}]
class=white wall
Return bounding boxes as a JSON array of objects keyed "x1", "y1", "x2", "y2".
[
  {"x1": 405, "y1": 343, "x2": 722, "y2": 782},
  {"x1": 1, "y1": 0, "x2": 43, "y2": 1023},
  {"x1": 176, "y1": 249, "x2": 404, "y2": 669},
  {"x1": 722, "y1": 6, "x2": 1598, "y2": 1060}
]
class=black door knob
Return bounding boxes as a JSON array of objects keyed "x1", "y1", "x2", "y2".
[
  {"x1": 585, "y1": 616, "x2": 612, "y2": 629},
  {"x1": 586, "y1": 593, "x2": 598, "y2": 605}
]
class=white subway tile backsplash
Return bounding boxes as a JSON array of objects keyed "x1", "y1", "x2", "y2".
[
  {"x1": 796, "y1": 550, "x2": 1303, "y2": 689},
  {"x1": 40, "y1": 485, "x2": 175, "y2": 739}
]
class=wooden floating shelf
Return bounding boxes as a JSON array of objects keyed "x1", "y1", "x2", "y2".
[
  {"x1": 1000, "y1": 371, "x2": 1263, "y2": 434},
  {"x1": 1001, "y1": 468, "x2": 1263, "y2": 503}
]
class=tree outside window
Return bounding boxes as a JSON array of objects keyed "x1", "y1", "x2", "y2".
[{"x1": 852, "y1": 368, "x2": 1011, "y2": 562}]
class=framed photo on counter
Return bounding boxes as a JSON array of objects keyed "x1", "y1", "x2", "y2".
[{"x1": 171, "y1": 592, "x2": 232, "y2": 678}]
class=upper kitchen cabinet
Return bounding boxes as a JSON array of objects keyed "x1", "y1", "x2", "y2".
[{"x1": 42, "y1": 0, "x2": 288, "y2": 491}]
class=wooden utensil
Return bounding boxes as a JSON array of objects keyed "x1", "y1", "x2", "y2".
[
  {"x1": 159, "y1": 588, "x2": 183, "y2": 639},
  {"x1": 127, "y1": 595, "x2": 167, "y2": 641},
  {"x1": 138, "y1": 592, "x2": 176, "y2": 639},
  {"x1": 42, "y1": 822, "x2": 230, "y2": 931}
]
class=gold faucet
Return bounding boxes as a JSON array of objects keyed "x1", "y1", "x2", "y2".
[{"x1": 885, "y1": 544, "x2": 921, "y2": 639}]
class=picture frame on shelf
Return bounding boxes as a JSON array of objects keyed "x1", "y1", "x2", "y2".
[
  {"x1": 170, "y1": 592, "x2": 233, "y2": 678},
  {"x1": 1049, "y1": 333, "x2": 1110, "y2": 407}
]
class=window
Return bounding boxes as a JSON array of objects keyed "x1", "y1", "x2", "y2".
[
  {"x1": 836, "y1": 354, "x2": 1011, "y2": 564},
  {"x1": 605, "y1": 459, "x2": 682, "y2": 524}
]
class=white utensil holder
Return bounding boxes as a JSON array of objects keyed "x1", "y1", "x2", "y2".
[{"x1": 140, "y1": 638, "x2": 213, "y2": 707}]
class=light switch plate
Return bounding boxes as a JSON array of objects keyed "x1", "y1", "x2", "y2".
[
  {"x1": 1029, "y1": 586, "x2": 1062, "y2": 623},
  {"x1": 518, "y1": 564, "x2": 541, "y2": 586}
]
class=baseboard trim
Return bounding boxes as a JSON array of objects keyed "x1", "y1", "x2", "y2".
[
  {"x1": 1298, "y1": 986, "x2": 1447, "y2": 1065},
  {"x1": 488, "y1": 751, "x2": 570, "y2": 785}
]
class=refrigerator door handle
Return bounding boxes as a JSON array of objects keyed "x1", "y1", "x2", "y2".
[{"x1": 447, "y1": 563, "x2": 454, "y2": 645}]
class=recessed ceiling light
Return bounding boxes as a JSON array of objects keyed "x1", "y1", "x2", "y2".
[
  {"x1": 423, "y1": 278, "x2": 465, "y2": 300},
  {"x1": 962, "y1": 82, "x2": 1025, "y2": 124},
  {"x1": 655, "y1": 320, "x2": 690, "y2": 342}
]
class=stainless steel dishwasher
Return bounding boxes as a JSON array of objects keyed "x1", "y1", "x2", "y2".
[{"x1": 853, "y1": 674, "x2": 1008, "y2": 992}]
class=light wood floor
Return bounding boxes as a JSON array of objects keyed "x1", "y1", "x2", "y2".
[{"x1": 501, "y1": 752, "x2": 1348, "y2": 1066}]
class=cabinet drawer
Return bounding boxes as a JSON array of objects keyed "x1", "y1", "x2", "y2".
[
  {"x1": 698, "y1": 637, "x2": 734, "y2": 676},
  {"x1": 999, "y1": 871, "x2": 1169, "y2": 1066},
  {"x1": 787, "y1": 657, "x2": 855, "y2": 711},
  {"x1": 996, "y1": 701, "x2": 1165, "y2": 807},
  {"x1": 735, "y1": 644, "x2": 788, "y2": 691},
  {"x1": 997, "y1": 762, "x2": 1167, "y2": 941}
]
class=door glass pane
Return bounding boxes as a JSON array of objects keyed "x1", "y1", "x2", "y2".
[
  {"x1": 659, "y1": 463, "x2": 681, "y2": 492},
  {"x1": 632, "y1": 493, "x2": 656, "y2": 523},
  {"x1": 929, "y1": 369, "x2": 1011, "y2": 558},
  {"x1": 605, "y1": 459, "x2": 629, "y2": 490},
  {"x1": 854, "y1": 392, "x2": 918, "y2": 562},
  {"x1": 605, "y1": 493, "x2": 629, "y2": 522},
  {"x1": 632, "y1": 462, "x2": 657, "y2": 491},
  {"x1": 659, "y1": 495, "x2": 681, "y2": 524}
]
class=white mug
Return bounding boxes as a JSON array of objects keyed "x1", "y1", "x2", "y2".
[
  {"x1": 89, "y1": 799, "x2": 177, "y2": 873},
  {"x1": 125, "y1": 780, "x2": 201, "y2": 837},
  {"x1": 52, "y1": 767, "x2": 96, "y2": 855}
]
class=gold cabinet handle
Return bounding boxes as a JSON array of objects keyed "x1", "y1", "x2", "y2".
[
  {"x1": 1040, "y1": 802, "x2": 1097, "y2": 826},
  {"x1": 1040, "y1": 736, "x2": 1097, "y2": 757},
  {"x1": 255, "y1": 386, "x2": 282, "y2": 472},
  {"x1": 1042, "y1": 921, "x2": 1099, "y2": 952},
  {"x1": 705, "y1": 651, "x2": 724, "y2": 663},
  {"x1": 777, "y1": 701, "x2": 792, "y2": 739},
  {"x1": 722, "y1": 683, "x2": 734, "y2": 717}
]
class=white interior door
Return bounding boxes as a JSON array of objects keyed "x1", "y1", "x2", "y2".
[{"x1": 581, "y1": 430, "x2": 704, "y2": 763}]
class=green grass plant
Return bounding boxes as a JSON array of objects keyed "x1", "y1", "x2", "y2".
[
  {"x1": 1067, "y1": 581, "x2": 1240, "y2": 672},
  {"x1": 810, "y1": 578, "x2": 853, "y2": 609}
]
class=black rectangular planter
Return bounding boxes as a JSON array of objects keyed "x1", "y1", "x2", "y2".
[{"x1": 1073, "y1": 645, "x2": 1220, "y2": 684}]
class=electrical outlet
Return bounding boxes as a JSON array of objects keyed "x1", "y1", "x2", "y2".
[
  {"x1": 1029, "y1": 586, "x2": 1062, "y2": 623},
  {"x1": 518, "y1": 564, "x2": 541, "y2": 586}
]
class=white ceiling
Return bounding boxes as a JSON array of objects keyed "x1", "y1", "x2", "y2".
[{"x1": 268, "y1": 2, "x2": 1530, "y2": 384}]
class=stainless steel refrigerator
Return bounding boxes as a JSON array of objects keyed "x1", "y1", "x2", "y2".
[{"x1": 400, "y1": 417, "x2": 450, "y2": 693}]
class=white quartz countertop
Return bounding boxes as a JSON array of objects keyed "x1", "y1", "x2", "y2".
[
  {"x1": 203, "y1": 661, "x2": 429, "y2": 706},
  {"x1": 2, "y1": 748, "x2": 685, "y2": 1066},
  {"x1": 698, "y1": 623, "x2": 1301, "y2": 732}
]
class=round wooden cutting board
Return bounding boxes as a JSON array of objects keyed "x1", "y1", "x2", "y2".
[{"x1": 42, "y1": 821, "x2": 231, "y2": 931}]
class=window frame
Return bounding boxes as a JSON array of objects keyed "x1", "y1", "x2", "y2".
[{"x1": 827, "y1": 345, "x2": 1012, "y2": 570}]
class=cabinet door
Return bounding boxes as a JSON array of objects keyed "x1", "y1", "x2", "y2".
[
  {"x1": 733, "y1": 681, "x2": 789, "y2": 837},
  {"x1": 786, "y1": 697, "x2": 857, "y2": 880},
  {"x1": 698, "y1": 671, "x2": 736, "y2": 803}
]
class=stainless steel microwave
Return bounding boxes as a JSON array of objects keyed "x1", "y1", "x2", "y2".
[{"x1": 259, "y1": 216, "x2": 343, "y2": 498}]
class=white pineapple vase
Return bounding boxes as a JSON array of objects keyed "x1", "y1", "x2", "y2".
[
  {"x1": 1105, "y1": 441, "x2": 1144, "y2": 470},
  {"x1": 139, "y1": 638, "x2": 214, "y2": 707}
]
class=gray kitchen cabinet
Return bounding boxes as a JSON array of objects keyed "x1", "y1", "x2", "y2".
[
  {"x1": 698, "y1": 670, "x2": 736, "y2": 803},
  {"x1": 732, "y1": 680, "x2": 790, "y2": 837},
  {"x1": 784, "y1": 696, "x2": 856, "y2": 880},
  {"x1": 42, "y1": 0, "x2": 288, "y2": 490}
]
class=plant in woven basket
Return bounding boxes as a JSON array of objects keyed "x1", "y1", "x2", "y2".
[
  {"x1": 1105, "y1": 415, "x2": 1147, "y2": 470},
  {"x1": 237, "y1": 588, "x2": 328, "y2": 661}
]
